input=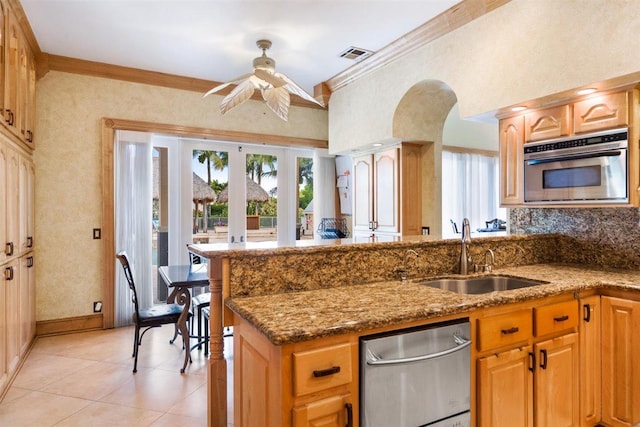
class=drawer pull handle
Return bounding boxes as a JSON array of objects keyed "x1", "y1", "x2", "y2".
[
  {"x1": 528, "y1": 352, "x2": 535, "y2": 373},
  {"x1": 583, "y1": 304, "x2": 591, "y2": 322},
  {"x1": 5, "y1": 242, "x2": 13, "y2": 256},
  {"x1": 4, "y1": 266, "x2": 14, "y2": 280},
  {"x1": 540, "y1": 349, "x2": 548, "y2": 369},
  {"x1": 553, "y1": 315, "x2": 569, "y2": 322},
  {"x1": 313, "y1": 366, "x2": 341, "y2": 378},
  {"x1": 501, "y1": 327, "x2": 519, "y2": 335},
  {"x1": 345, "y1": 402, "x2": 353, "y2": 427}
]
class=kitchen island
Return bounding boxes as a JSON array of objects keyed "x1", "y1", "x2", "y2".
[{"x1": 190, "y1": 234, "x2": 640, "y2": 427}]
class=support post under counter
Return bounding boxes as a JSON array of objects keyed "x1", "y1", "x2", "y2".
[{"x1": 206, "y1": 256, "x2": 227, "y2": 427}]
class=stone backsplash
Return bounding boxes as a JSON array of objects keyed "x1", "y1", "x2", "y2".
[
  {"x1": 510, "y1": 207, "x2": 640, "y2": 269},
  {"x1": 228, "y1": 234, "x2": 560, "y2": 297}
]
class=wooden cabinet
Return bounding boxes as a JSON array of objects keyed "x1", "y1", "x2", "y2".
[
  {"x1": 0, "y1": 0, "x2": 35, "y2": 150},
  {"x1": 525, "y1": 105, "x2": 571, "y2": 142},
  {"x1": 499, "y1": 115, "x2": 524, "y2": 206},
  {"x1": 574, "y1": 92, "x2": 629, "y2": 134},
  {"x1": 3, "y1": 258, "x2": 19, "y2": 379},
  {"x1": 353, "y1": 143, "x2": 421, "y2": 236},
  {"x1": 18, "y1": 254, "x2": 34, "y2": 356},
  {"x1": 601, "y1": 296, "x2": 640, "y2": 427},
  {"x1": 18, "y1": 154, "x2": 34, "y2": 256},
  {"x1": 579, "y1": 296, "x2": 601, "y2": 427},
  {"x1": 476, "y1": 299, "x2": 579, "y2": 427},
  {"x1": 534, "y1": 333, "x2": 580, "y2": 426},
  {"x1": 233, "y1": 317, "x2": 358, "y2": 427},
  {"x1": 292, "y1": 394, "x2": 353, "y2": 427},
  {"x1": 477, "y1": 346, "x2": 534, "y2": 427},
  {"x1": 499, "y1": 88, "x2": 639, "y2": 207},
  {"x1": 0, "y1": 136, "x2": 35, "y2": 397}
]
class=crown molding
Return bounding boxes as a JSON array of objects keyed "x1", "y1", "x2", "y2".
[
  {"x1": 37, "y1": 53, "x2": 325, "y2": 110},
  {"x1": 320, "y1": 0, "x2": 511, "y2": 95}
]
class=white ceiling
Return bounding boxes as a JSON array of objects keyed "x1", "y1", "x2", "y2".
[{"x1": 21, "y1": 0, "x2": 461, "y2": 94}]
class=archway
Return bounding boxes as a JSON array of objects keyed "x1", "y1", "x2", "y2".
[{"x1": 392, "y1": 79, "x2": 457, "y2": 237}]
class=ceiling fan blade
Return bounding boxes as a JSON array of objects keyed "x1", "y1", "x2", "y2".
[
  {"x1": 275, "y1": 72, "x2": 324, "y2": 107},
  {"x1": 219, "y1": 79, "x2": 255, "y2": 115},
  {"x1": 203, "y1": 73, "x2": 253, "y2": 97},
  {"x1": 254, "y1": 68, "x2": 287, "y2": 88},
  {"x1": 261, "y1": 87, "x2": 290, "y2": 121}
]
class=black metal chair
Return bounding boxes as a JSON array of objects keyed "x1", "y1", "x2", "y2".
[{"x1": 116, "y1": 251, "x2": 188, "y2": 373}]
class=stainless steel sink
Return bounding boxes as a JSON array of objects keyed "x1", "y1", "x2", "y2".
[{"x1": 416, "y1": 275, "x2": 548, "y2": 295}]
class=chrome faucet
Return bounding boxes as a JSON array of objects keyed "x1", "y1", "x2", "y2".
[
  {"x1": 459, "y1": 218, "x2": 472, "y2": 274},
  {"x1": 475, "y1": 249, "x2": 495, "y2": 273},
  {"x1": 398, "y1": 249, "x2": 419, "y2": 281}
]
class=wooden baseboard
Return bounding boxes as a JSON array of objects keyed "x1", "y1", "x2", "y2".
[{"x1": 36, "y1": 313, "x2": 104, "y2": 336}]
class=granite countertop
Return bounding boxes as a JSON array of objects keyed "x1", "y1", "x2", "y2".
[{"x1": 226, "y1": 263, "x2": 640, "y2": 345}]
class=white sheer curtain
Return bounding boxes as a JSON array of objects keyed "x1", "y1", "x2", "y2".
[
  {"x1": 441, "y1": 150, "x2": 505, "y2": 238},
  {"x1": 114, "y1": 130, "x2": 153, "y2": 327}
]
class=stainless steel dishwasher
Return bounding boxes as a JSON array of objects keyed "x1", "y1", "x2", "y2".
[{"x1": 360, "y1": 319, "x2": 471, "y2": 427}]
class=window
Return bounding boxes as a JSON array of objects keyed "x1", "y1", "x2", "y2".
[{"x1": 441, "y1": 149, "x2": 506, "y2": 238}]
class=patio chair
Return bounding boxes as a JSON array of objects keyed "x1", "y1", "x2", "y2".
[{"x1": 116, "y1": 251, "x2": 188, "y2": 373}]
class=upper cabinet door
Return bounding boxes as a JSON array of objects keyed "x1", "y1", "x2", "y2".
[
  {"x1": 353, "y1": 154, "x2": 374, "y2": 233},
  {"x1": 499, "y1": 115, "x2": 524, "y2": 206},
  {"x1": 574, "y1": 92, "x2": 629, "y2": 134},
  {"x1": 525, "y1": 105, "x2": 571, "y2": 142},
  {"x1": 373, "y1": 148, "x2": 399, "y2": 233}
]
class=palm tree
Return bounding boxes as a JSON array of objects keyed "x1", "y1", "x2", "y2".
[
  {"x1": 246, "y1": 154, "x2": 277, "y2": 185},
  {"x1": 193, "y1": 150, "x2": 228, "y2": 185}
]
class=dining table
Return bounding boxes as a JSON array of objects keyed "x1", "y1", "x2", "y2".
[{"x1": 158, "y1": 263, "x2": 209, "y2": 373}]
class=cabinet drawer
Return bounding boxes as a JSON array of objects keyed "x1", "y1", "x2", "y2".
[
  {"x1": 293, "y1": 343, "x2": 352, "y2": 397},
  {"x1": 534, "y1": 300, "x2": 578, "y2": 337},
  {"x1": 477, "y1": 309, "x2": 532, "y2": 352}
]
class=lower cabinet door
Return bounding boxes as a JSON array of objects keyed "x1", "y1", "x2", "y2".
[
  {"x1": 601, "y1": 296, "x2": 640, "y2": 427},
  {"x1": 293, "y1": 394, "x2": 353, "y2": 427},
  {"x1": 534, "y1": 333, "x2": 579, "y2": 427},
  {"x1": 580, "y1": 296, "x2": 601, "y2": 427},
  {"x1": 477, "y1": 346, "x2": 533, "y2": 427}
]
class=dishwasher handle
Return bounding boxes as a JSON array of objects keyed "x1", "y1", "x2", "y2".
[{"x1": 366, "y1": 335, "x2": 471, "y2": 366}]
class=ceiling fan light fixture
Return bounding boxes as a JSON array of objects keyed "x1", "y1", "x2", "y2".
[{"x1": 204, "y1": 39, "x2": 323, "y2": 121}]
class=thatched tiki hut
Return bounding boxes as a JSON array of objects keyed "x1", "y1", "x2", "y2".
[
  {"x1": 217, "y1": 176, "x2": 269, "y2": 228},
  {"x1": 192, "y1": 173, "x2": 217, "y2": 232}
]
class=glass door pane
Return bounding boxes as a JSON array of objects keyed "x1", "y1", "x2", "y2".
[
  {"x1": 298, "y1": 156, "x2": 313, "y2": 239},
  {"x1": 192, "y1": 149, "x2": 229, "y2": 244},
  {"x1": 245, "y1": 152, "x2": 278, "y2": 242}
]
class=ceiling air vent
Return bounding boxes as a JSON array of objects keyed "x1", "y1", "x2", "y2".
[{"x1": 339, "y1": 46, "x2": 373, "y2": 62}]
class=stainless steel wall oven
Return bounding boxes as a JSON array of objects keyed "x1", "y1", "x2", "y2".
[{"x1": 523, "y1": 127, "x2": 628, "y2": 204}]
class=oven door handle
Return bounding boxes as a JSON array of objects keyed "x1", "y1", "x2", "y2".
[
  {"x1": 525, "y1": 150, "x2": 622, "y2": 165},
  {"x1": 366, "y1": 336, "x2": 471, "y2": 366}
]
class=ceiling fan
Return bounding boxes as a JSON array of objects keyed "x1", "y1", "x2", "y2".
[{"x1": 204, "y1": 39, "x2": 324, "y2": 121}]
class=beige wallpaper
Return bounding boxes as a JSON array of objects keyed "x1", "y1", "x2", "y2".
[
  {"x1": 328, "y1": 0, "x2": 640, "y2": 154},
  {"x1": 34, "y1": 71, "x2": 328, "y2": 321}
]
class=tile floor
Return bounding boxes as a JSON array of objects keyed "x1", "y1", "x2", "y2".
[{"x1": 0, "y1": 325, "x2": 234, "y2": 426}]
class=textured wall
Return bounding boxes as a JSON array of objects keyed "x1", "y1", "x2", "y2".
[
  {"x1": 329, "y1": 0, "x2": 640, "y2": 153},
  {"x1": 34, "y1": 71, "x2": 327, "y2": 321},
  {"x1": 510, "y1": 207, "x2": 640, "y2": 269}
]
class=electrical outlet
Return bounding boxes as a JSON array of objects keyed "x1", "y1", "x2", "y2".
[
  {"x1": 93, "y1": 228, "x2": 101, "y2": 239},
  {"x1": 93, "y1": 301, "x2": 102, "y2": 312}
]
